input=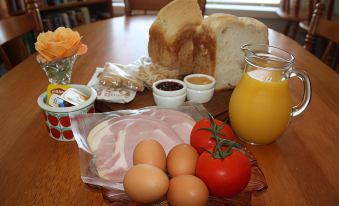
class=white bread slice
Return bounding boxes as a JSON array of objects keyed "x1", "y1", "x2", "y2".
[
  {"x1": 193, "y1": 14, "x2": 269, "y2": 90},
  {"x1": 148, "y1": 0, "x2": 203, "y2": 75}
]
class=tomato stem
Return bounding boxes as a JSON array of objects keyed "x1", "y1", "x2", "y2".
[{"x1": 207, "y1": 113, "x2": 242, "y2": 159}]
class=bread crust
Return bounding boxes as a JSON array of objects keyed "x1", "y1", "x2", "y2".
[
  {"x1": 149, "y1": 24, "x2": 199, "y2": 74},
  {"x1": 192, "y1": 21, "x2": 216, "y2": 76},
  {"x1": 148, "y1": 0, "x2": 203, "y2": 75}
]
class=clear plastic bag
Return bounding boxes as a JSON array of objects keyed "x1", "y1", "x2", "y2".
[
  {"x1": 70, "y1": 103, "x2": 208, "y2": 201},
  {"x1": 87, "y1": 68, "x2": 137, "y2": 104},
  {"x1": 101, "y1": 57, "x2": 180, "y2": 90},
  {"x1": 87, "y1": 57, "x2": 180, "y2": 104},
  {"x1": 99, "y1": 62, "x2": 144, "y2": 92},
  {"x1": 135, "y1": 62, "x2": 179, "y2": 89}
]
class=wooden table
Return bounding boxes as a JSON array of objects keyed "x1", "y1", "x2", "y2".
[{"x1": 0, "y1": 16, "x2": 338, "y2": 206}]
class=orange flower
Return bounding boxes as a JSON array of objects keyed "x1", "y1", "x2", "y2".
[{"x1": 35, "y1": 27, "x2": 87, "y2": 61}]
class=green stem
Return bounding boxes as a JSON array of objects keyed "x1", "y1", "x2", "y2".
[{"x1": 206, "y1": 113, "x2": 242, "y2": 159}]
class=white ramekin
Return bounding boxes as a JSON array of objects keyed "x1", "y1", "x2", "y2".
[
  {"x1": 186, "y1": 88, "x2": 214, "y2": 103},
  {"x1": 153, "y1": 92, "x2": 186, "y2": 108},
  {"x1": 183, "y1": 74, "x2": 216, "y2": 90},
  {"x1": 152, "y1": 79, "x2": 187, "y2": 97}
]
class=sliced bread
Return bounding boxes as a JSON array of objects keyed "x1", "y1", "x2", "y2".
[{"x1": 193, "y1": 14, "x2": 269, "y2": 90}]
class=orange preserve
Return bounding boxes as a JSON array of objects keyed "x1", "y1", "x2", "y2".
[
  {"x1": 229, "y1": 69, "x2": 292, "y2": 145},
  {"x1": 187, "y1": 76, "x2": 212, "y2": 85}
]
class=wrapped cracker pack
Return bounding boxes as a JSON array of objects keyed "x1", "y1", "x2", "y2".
[{"x1": 99, "y1": 63, "x2": 144, "y2": 92}]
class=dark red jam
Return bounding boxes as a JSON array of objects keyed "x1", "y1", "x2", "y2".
[{"x1": 156, "y1": 81, "x2": 183, "y2": 91}]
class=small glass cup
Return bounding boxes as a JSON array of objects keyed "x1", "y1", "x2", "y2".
[
  {"x1": 38, "y1": 55, "x2": 77, "y2": 84},
  {"x1": 229, "y1": 44, "x2": 312, "y2": 145}
]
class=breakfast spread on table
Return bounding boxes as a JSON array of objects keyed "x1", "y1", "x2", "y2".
[
  {"x1": 33, "y1": 0, "x2": 313, "y2": 204},
  {"x1": 71, "y1": 105, "x2": 266, "y2": 205},
  {"x1": 85, "y1": 0, "x2": 268, "y2": 105}
]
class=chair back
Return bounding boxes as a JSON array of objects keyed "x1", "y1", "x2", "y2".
[
  {"x1": 277, "y1": 0, "x2": 335, "y2": 38},
  {"x1": 304, "y1": 3, "x2": 339, "y2": 72},
  {"x1": 0, "y1": 14, "x2": 37, "y2": 45},
  {"x1": 279, "y1": 0, "x2": 334, "y2": 20},
  {"x1": 0, "y1": 0, "x2": 42, "y2": 71},
  {"x1": 278, "y1": 0, "x2": 312, "y2": 20},
  {"x1": 124, "y1": 0, "x2": 206, "y2": 16}
]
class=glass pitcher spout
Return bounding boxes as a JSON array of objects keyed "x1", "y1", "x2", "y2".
[{"x1": 241, "y1": 44, "x2": 295, "y2": 72}]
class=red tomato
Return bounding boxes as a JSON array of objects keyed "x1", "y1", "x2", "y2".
[
  {"x1": 190, "y1": 118, "x2": 235, "y2": 154},
  {"x1": 195, "y1": 150, "x2": 251, "y2": 197}
]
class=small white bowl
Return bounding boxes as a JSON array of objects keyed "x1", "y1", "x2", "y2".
[
  {"x1": 184, "y1": 74, "x2": 216, "y2": 90},
  {"x1": 153, "y1": 92, "x2": 186, "y2": 108},
  {"x1": 187, "y1": 87, "x2": 214, "y2": 103},
  {"x1": 152, "y1": 79, "x2": 186, "y2": 97}
]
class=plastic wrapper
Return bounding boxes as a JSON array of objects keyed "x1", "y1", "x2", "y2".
[
  {"x1": 70, "y1": 103, "x2": 267, "y2": 205},
  {"x1": 71, "y1": 103, "x2": 207, "y2": 186},
  {"x1": 99, "y1": 62, "x2": 144, "y2": 92},
  {"x1": 135, "y1": 58, "x2": 179, "y2": 88},
  {"x1": 87, "y1": 57, "x2": 180, "y2": 103},
  {"x1": 87, "y1": 68, "x2": 137, "y2": 104},
  {"x1": 102, "y1": 57, "x2": 180, "y2": 90}
]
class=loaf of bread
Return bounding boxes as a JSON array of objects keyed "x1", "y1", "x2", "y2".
[
  {"x1": 148, "y1": 0, "x2": 203, "y2": 75},
  {"x1": 148, "y1": 1, "x2": 268, "y2": 90},
  {"x1": 193, "y1": 14, "x2": 269, "y2": 90}
]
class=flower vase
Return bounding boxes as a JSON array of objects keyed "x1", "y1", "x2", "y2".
[{"x1": 38, "y1": 55, "x2": 77, "y2": 84}]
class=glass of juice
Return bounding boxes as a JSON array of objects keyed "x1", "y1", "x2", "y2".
[{"x1": 229, "y1": 44, "x2": 312, "y2": 145}]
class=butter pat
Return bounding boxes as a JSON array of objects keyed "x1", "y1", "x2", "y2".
[
  {"x1": 49, "y1": 94, "x2": 74, "y2": 107},
  {"x1": 60, "y1": 88, "x2": 89, "y2": 106},
  {"x1": 47, "y1": 84, "x2": 71, "y2": 106}
]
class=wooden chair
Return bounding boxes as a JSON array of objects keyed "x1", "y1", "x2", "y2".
[
  {"x1": 0, "y1": 0, "x2": 43, "y2": 71},
  {"x1": 298, "y1": 0, "x2": 335, "y2": 33},
  {"x1": 304, "y1": 3, "x2": 339, "y2": 72},
  {"x1": 276, "y1": 0, "x2": 317, "y2": 38},
  {"x1": 123, "y1": 0, "x2": 206, "y2": 16}
]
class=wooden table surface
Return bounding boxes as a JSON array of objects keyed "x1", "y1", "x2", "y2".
[{"x1": 0, "y1": 16, "x2": 338, "y2": 206}]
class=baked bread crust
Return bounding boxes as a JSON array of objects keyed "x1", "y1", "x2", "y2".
[{"x1": 148, "y1": 0, "x2": 203, "y2": 75}]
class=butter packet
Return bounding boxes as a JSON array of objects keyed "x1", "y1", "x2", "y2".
[
  {"x1": 47, "y1": 84, "x2": 71, "y2": 106},
  {"x1": 60, "y1": 88, "x2": 89, "y2": 106},
  {"x1": 49, "y1": 94, "x2": 74, "y2": 108}
]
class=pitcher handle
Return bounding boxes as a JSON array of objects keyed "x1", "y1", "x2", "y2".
[{"x1": 287, "y1": 69, "x2": 312, "y2": 117}]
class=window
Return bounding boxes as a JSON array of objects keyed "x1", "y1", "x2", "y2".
[
  {"x1": 112, "y1": 0, "x2": 281, "y2": 18},
  {"x1": 209, "y1": 0, "x2": 280, "y2": 5},
  {"x1": 113, "y1": 0, "x2": 280, "y2": 5}
]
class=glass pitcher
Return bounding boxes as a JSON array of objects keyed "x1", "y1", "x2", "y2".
[{"x1": 229, "y1": 44, "x2": 312, "y2": 145}]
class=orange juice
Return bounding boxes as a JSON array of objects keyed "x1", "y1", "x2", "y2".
[{"x1": 229, "y1": 70, "x2": 292, "y2": 144}]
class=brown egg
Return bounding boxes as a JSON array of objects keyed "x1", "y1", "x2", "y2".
[
  {"x1": 167, "y1": 175, "x2": 209, "y2": 206},
  {"x1": 133, "y1": 139, "x2": 166, "y2": 170},
  {"x1": 123, "y1": 164, "x2": 169, "y2": 204},
  {"x1": 167, "y1": 144, "x2": 199, "y2": 177}
]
